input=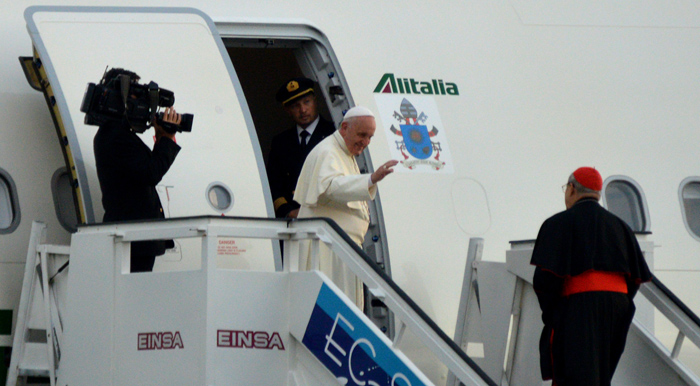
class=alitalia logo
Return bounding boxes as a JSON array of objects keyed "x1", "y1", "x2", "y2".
[{"x1": 374, "y1": 73, "x2": 459, "y2": 96}]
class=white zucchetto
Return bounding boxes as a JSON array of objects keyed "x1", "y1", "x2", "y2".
[{"x1": 342, "y1": 106, "x2": 375, "y2": 122}]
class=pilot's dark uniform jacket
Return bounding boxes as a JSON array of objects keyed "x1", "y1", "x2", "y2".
[
  {"x1": 267, "y1": 116, "x2": 335, "y2": 218},
  {"x1": 94, "y1": 119, "x2": 180, "y2": 272},
  {"x1": 267, "y1": 76, "x2": 336, "y2": 218},
  {"x1": 530, "y1": 197, "x2": 652, "y2": 386}
]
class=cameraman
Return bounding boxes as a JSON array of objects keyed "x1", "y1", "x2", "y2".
[{"x1": 93, "y1": 68, "x2": 182, "y2": 273}]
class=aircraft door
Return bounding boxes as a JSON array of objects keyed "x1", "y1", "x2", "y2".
[
  {"x1": 24, "y1": 6, "x2": 275, "y2": 271},
  {"x1": 221, "y1": 26, "x2": 393, "y2": 335}
]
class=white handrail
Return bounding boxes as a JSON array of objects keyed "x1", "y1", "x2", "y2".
[
  {"x1": 76, "y1": 216, "x2": 496, "y2": 386},
  {"x1": 287, "y1": 218, "x2": 495, "y2": 386}
]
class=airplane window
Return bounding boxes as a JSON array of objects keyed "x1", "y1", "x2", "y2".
[
  {"x1": 0, "y1": 179, "x2": 12, "y2": 229},
  {"x1": 603, "y1": 178, "x2": 648, "y2": 232},
  {"x1": 206, "y1": 182, "x2": 234, "y2": 213},
  {"x1": 0, "y1": 168, "x2": 20, "y2": 234},
  {"x1": 51, "y1": 167, "x2": 78, "y2": 232},
  {"x1": 680, "y1": 178, "x2": 700, "y2": 240}
]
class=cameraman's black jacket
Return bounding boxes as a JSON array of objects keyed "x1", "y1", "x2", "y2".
[{"x1": 94, "y1": 119, "x2": 181, "y2": 256}]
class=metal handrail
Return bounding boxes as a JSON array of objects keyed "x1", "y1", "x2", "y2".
[
  {"x1": 640, "y1": 278, "x2": 700, "y2": 359},
  {"x1": 287, "y1": 218, "x2": 496, "y2": 386},
  {"x1": 648, "y1": 277, "x2": 700, "y2": 335},
  {"x1": 79, "y1": 215, "x2": 497, "y2": 386}
]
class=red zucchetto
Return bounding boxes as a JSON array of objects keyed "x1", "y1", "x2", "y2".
[{"x1": 573, "y1": 167, "x2": 603, "y2": 191}]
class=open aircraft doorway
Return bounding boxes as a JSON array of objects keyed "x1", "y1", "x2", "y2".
[
  {"x1": 226, "y1": 43, "x2": 333, "y2": 166},
  {"x1": 220, "y1": 28, "x2": 394, "y2": 337}
]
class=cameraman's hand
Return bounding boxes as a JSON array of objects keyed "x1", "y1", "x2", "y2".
[{"x1": 154, "y1": 107, "x2": 181, "y2": 141}]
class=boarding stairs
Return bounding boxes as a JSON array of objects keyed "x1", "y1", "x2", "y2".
[
  {"x1": 6, "y1": 222, "x2": 68, "y2": 386},
  {"x1": 7, "y1": 217, "x2": 496, "y2": 386},
  {"x1": 448, "y1": 238, "x2": 700, "y2": 386},
  {"x1": 8, "y1": 218, "x2": 700, "y2": 386}
]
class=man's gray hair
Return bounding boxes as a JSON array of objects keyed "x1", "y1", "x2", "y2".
[{"x1": 568, "y1": 173, "x2": 601, "y2": 195}]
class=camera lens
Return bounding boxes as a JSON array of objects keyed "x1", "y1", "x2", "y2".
[{"x1": 158, "y1": 88, "x2": 175, "y2": 107}]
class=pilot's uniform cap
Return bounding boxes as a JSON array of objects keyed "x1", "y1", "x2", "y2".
[{"x1": 276, "y1": 77, "x2": 315, "y2": 106}]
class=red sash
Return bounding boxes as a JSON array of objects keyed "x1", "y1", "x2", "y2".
[{"x1": 562, "y1": 270, "x2": 627, "y2": 297}]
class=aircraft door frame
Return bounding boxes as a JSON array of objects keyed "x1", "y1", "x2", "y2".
[
  {"x1": 23, "y1": 7, "x2": 278, "y2": 272},
  {"x1": 218, "y1": 21, "x2": 394, "y2": 336}
]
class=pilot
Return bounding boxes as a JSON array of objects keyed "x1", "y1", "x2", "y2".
[
  {"x1": 530, "y1": 167, "x2": 652, "y2": 386},
  {"x1": 93, "y1": 68, "x2": 182, "y2": 273},
  {"x1": 266, "y1": 77, "x2": 336, "y2": 218}
]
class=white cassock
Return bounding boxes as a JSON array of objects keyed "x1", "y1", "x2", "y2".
[{"x1": 294, "y1": 130, "x2": 376, "y2": 309}]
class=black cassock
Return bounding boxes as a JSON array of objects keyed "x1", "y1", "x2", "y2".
[{"x1": 530, "y1": 198, "x2": 652, "y2": 386}]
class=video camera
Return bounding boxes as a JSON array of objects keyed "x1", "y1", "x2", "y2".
[{"x1": 80, "y1": 67, "x2": 193, "y2": 134}]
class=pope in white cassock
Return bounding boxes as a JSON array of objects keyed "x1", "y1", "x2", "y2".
[{"x1": 294, "y1": 106, "x2": 398, "y2": 309}]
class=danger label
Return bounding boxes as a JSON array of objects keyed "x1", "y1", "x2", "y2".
[{"x1": 217, "y1": 239, "x2": 247, "y2": 256}]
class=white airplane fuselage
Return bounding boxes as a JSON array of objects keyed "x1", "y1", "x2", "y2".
[{"x1": 1, "y1": 1, "x2": 700, "y2": 382}]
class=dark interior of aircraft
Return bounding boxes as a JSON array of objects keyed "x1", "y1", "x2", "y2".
[{"x1": 226, "y1": 44, "x2": 334, "y2": 166}]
